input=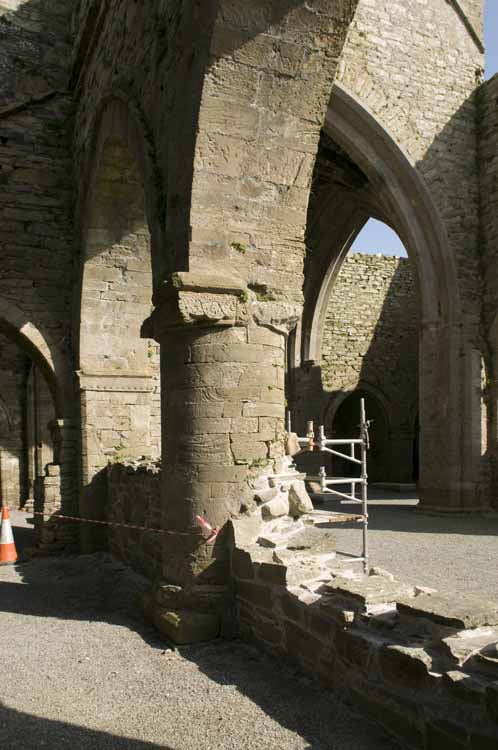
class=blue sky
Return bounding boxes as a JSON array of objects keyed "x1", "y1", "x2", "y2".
[
  {"x1": 352, "y1": 3, "x2": 497, "y2": 258},
  {"x1": 485, "y1": 0, "x2": 498, "y2": 79}
]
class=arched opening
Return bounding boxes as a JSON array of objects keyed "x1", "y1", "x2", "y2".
[
  {"x1": 78, "y1": 104, "x2": 160, "y2": 549},
  {"x1": 329, "y1": 389, "x2": 389, "y2": 484},
  {"x1": 318, "y1": 219, "x2": 419, "y2": 485},
  {"x1": 0, "y1": 328, "x2": 60, "y2": 553},
  {"x1": 291, "y1": 83, "x2": 470, "y2": 510}
]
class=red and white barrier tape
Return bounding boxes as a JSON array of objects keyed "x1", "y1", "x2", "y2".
[
  {"x1": 18, "y1": 510, "x2": 220, "y2": 544},
  {"x1": 195, "y1": 515, "x2": 220, "y2": 544}
]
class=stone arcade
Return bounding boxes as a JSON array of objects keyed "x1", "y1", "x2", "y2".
[{"x1": 1, "y1": 0, "x2": 498, "y2": 746}]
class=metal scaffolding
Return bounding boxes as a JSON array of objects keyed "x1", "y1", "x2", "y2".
[{"x1": 289, "y1": 398, "x2": 370, "y2": 573}]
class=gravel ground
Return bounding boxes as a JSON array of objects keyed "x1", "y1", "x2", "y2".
[
  {"x1": 325, "y1": 489, "x2": 498, "y2": 599},
  {"x1": 0, "y1": 550, "x2": 401, "y2": 750}
]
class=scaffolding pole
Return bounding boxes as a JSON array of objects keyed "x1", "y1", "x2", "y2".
[{"x1": 289, "y1": 398, "x2": 369, "y2": 574}]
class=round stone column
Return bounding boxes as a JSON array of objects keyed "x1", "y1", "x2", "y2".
[{"x1": 147, "y1": 273, "x2": 293, "y2": 587}]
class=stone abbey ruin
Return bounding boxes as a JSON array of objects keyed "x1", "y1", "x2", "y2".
[{"x1": 2, "y1": 0, "x2": 498, "y2": 746}]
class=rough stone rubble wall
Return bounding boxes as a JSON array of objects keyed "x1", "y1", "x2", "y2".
[
  {"x1": 479, "y1": 73, "x2": 498, "y2": 509},
  {"x1": 332, "y1": 0, "x2": 487, "y2": 510},
  {"x1": 79, "y1": 133, "x2": 161, "y2": 500},
  {"x1": 321, "y1": 253, "x2": 419, "y2": 480},
  {"x1": 231, "y1": 515, "x2": 498, "y2": 749},
  {"x1": 0, "y1": 0, "x2": 76, "y2": 353},
  {"x1": 0, "y1": 333, "x2": 28, "y2": 507},
  {"x1": 107, "y1": 460, "x2": 162, "y2": 581},
  {"x1": 337, "y1": 0, "x2": 483, "y2": 321}
]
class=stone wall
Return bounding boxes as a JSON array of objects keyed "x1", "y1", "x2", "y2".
[
  {"x1": 78, "y1": 126, "x2": 161, "y2": 541},
  {"x1": 0, "y1": 0, "x2": 78, "y2": 544},
  {"x1": 107, "y1": 459, "x2": 162, "y2": 581},
  {"x1": 321, "y1": 253, "x2": 419, "y2": 482},
  {"x1": 479, "y1": 73, "x2": 498, "y2": 509},
  {"x1": 0, "y1": 0, "x2": 76, "y2": 348},
  {"x1": 337, "y1": 0, "x2": 483, "y2": 319},
  {"x1": 230, "y1": 509, "x2": 498, "y2": 749},
  {"x1": 0, "y1": 332, "x2": 28, "y2": 507}
]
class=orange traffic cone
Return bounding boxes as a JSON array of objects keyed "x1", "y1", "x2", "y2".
[{"x1": 0, "y1": 505, "x2": 17, "y2": 565}]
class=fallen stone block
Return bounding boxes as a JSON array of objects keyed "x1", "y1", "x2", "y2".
[
  {"x1": 250, "y1": 475, "x2": 271, "y2": 491},
  {"x1": 255, "y1": 486, "x2": 280, "y2": 504},
  {"x1": 272, "y1": 549, "x2": 336, "y2": 567},
  {"x1": 266, "y1": 516, "x2": 303, "y2": 535},
  {"x1": 369, "y1": 566, "x2": 395, "y2": 581},
  {"x1": 257, "y1": 534, "x2": 283, "y2": 548},
  {"x1": 288, "y1": 480, "x2": 314, "y2": 517},
  {"x1": 261, "y1": 492, "x2": 289, "y2": 520},
  {"x1": 397, "y1": 592, "x2": 498, "y2": 630},
  {"x1": 443, "y1": 670, "x2": 486, "y2": 705},
  {"x1": 286, "y1": 526, "x2": 336, "y2": 554},
  {"x1": 155, "y1": 584, "x2": 182, "y2": 607},
  {"x1": 379, "y1": 643, "x2": 432, "y2": 688},
  {"x1": 231, "y1": 514, "x2": 263, "y2": 547},
  {"x1": 325, "y1": 575, "x2": 415, "y2": 611},
  {"x1": 285, "y1": 432, "x2": 301, "y2": 456},
  {"x1": 476, "y1": 642, "x2": 498, "y2": 677},
  {"x1": 442, "y1": 628, "x2": 498, "y2": 667},
  {"x1": 273, "y1": 456, "x2": 295, "y2": 475},
  {"x1": 153, "y1": 608, "x2": 220, "y2": 645}
]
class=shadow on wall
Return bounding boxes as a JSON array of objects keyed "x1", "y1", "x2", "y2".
[
  {"x1": 292, "y1": 258, "x2": 419, "y2": 484},
  {"x1": 0, "y1": 704, "x2": 172, "y2": 750}
]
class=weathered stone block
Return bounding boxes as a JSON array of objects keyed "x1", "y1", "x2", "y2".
[
  {"x1": 288, "y1": 480, "x2": 315, "y2": 516},
  {"x1": 258, "y1": 562, "x2": 287, "y2": 586},
  {"x1": 261, "y1": 493, "x2": 289, "y2": 520},
  {"x1": 237, "y1": 580, "x2": 274, "y2": 610},
  {"x1": 334, "y1": 628, "x2": 374, "y2": 669},
  {"x1": 443, "y1": 671, "x2": 485, "y2": 706},
  {"x1": 231, "y1": 436, "x2": 268, "y2": 462},
  {"x1": 153, "y1": 609, "x2": 220, "y2": 645},
  {"x1": 232, "y1": 548, "x2": 255, "y2": 580},
  {"x1": 486, "y1": 681, "x2": 498, "y2": 725},
  {"x1": 379, "y1": 644, "x2": 432, "y2": 688},
  {"x1": 425, "y1": 720, "x2": 468, "y2": 750},
  {"x1": 442, "y1": 629, "x2": 498, "y2": 667},
  {"x1": 284, "y1": 620, "x2": 325, "y2": 663},
  {"x1": 398, "y1": 593, "x2": 498, "y2": 630},
  {"x1": 286, "y1": 432, "x2": 301, "y2": 456}
]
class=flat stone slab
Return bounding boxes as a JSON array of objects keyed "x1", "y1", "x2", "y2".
[
  {"x1": 285, "y1": 527, "x2": 336, "y2": 553},
  {"x1": 397, "y1": 592, "x2": 498, "y2": 630},
  {"x1": 325, "y1": 575, "x2": 415, "y2": 608},
  {"x1": 442, "y1": 628, "x2": 498, "y2": 666},
  {"x1": 273, "y1": 549, "x2": 337, "y2": 566},
  {"x1": 301, "y1": 510, "x2": 365, "y2": 525},
  {"x1": 475, "y1": 642, "x2": 498, "y2": 676},
  {"x1": 231, "y1": 515, "x2": 263, "y2": 547}
]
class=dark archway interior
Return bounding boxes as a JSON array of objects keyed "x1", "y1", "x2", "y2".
[
  {"x1": 330, "y1": 390, "x2": 388, "y2": 483},
  {"x1": 0, "y1": 330, "x2": 55, "y2": 511}
]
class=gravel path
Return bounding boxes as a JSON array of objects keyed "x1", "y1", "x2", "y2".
[
  {"x1": 326, "y1": 490, "x2": 498, "y2": 600},
  {"x1": 0, "y1": 552, "x2": 401, "y2": 750}
]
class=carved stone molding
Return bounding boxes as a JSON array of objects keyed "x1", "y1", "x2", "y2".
[{"x1": 77, "y1": 371, "x2": 155, "y2": 393}]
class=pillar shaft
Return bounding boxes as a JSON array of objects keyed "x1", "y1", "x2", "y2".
[{"x1": 149, "y1": 273, "x2": 292, "y2": 586}]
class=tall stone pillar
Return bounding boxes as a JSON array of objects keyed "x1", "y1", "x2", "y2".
[
  {"x1": 146, "y1": 272, "x2": 294, "y2": 592},
  {"x1": 418, "y1": 322, "x2": 487, "y2": 512}
]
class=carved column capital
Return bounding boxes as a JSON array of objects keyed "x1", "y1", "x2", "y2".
[{"x1": 143, "y1": 271, "x2": 249, "y2": 340}]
